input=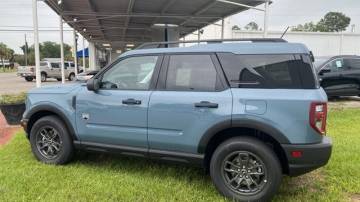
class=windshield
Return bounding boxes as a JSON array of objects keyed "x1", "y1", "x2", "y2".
[{"x1": 313, "y1": 57, "x2": 330, "y2": 70}]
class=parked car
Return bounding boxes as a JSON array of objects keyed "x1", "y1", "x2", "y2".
[
  {"x1": 21, "y1": 40, "x2": 332, "y2": 201},
  {"x1": 17, "y1": 60, "x2": 77, "y2": 82},
  {"x1": 315, "y1": 55, "x2": 360, "y2": 97}
]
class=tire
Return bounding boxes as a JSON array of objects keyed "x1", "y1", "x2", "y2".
[
  {"x1": 68, "y1": 73, "x2": 75, "y2": 81},
  {"x1": 29, "y1": 115, "x2": 74, "y2": 165},
  {"x1": 25, "y1": 77, "x2": 33, "y2": 82},
  {"x1": 210, "y1": 136, "x2": 282, "y2": 202},
  {"x1": 40, "y1": 73, "x2": 47, "y2": 82},
  {"x1": 57, "y1": 78, "x2": 62, "y2": 81}
]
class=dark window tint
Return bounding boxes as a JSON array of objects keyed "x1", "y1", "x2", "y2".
[
  {"x1": 218, "y1": 53, "x2": 316, "y2": 89},
  {"x1": 324, "y1": 58, "x2": 344, "y2": 72},
  {"x1": 51, "y1": 63, "x2": 60, "y2": 68},
  {"x1": 344, "y1": 58, "x2": 360, "y2": 70},
  {"x1": 165, "y1": 55, "x2": 221, "y2": 91}
]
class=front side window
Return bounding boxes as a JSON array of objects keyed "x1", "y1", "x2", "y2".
[
  {"x1": 165, "y1": 55, "x2": 221, "y2": 91},
  {"x1": 100, "y1": 56, "x2": 158, "y2": 90},
  {"x1": 324, "y1": 58, "x2": 344, "y2": 72}
]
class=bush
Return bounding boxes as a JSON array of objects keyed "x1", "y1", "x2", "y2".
[{"x1": 0, "y1": 92, "x2": 26, "y2": 105}]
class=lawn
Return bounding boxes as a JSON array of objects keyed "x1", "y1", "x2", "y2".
[
  {"x1": 0, "y1": 108, "x2": 359, "y2": 201},
  {"x1": 0, "y1": 68, "x2": 16, "y2": 73}
]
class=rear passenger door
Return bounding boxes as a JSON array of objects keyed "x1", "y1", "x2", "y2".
[
  {"x1": 148, "y1": 54, "x2": 232, "y2": 154},
  {"x1": 49, "y1": 62, "x2": 60, "y2": 77}
]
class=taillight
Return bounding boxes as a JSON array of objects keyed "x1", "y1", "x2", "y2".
[
  {"x1": 309, "y1": 102, "x2": 327, "y2": 135},
  {"x1": 30, "y1": 67, "x2": 35, "y2": 72}
]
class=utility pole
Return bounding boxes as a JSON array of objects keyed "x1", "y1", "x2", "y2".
[
  {"x1": 82, "y1": 36, "x2": 86, "y2": 71},
  {"x1": 263, "y1": 0, "x2": 269, "y2": 38},
  {"x1": 24, "y1": 34, "x2": 28, "y2": 66},
  {"x1": 60, "y1": 16, "x2": 65, "y2": 84},
  {"x1": 32, "y1": 0, "x2": 41, "y2": 87}
]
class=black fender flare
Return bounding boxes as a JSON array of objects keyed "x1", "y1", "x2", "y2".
[
  {"x1": 24, "y1": 104, "x2": 78, "y2": 140},
  {"x1": 197, "y1": 118, "x2": 290, "y2": 153}
]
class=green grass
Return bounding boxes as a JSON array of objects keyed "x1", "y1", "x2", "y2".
[
  {"x1": 0, "y1": 108, "x2": 359, "y2": 201},
  {"x1": 0, "y1": 68, "x2": 16, "y2": 73}
]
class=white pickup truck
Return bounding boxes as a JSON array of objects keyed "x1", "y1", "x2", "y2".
[{"x1": 17, "y1": 60, "x2": 77, "y2": 82}]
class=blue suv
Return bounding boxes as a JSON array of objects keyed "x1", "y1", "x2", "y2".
[{"x1": 21, "y1": 39, "x2": 332, "y2": 201}]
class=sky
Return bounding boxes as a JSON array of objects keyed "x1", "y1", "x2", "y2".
[{"x1": 0, "y1": 0, "x2": 359, "y2": 54}]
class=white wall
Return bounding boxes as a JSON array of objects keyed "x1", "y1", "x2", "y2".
[{"x1": 232, "y1": 31, "x2": 360, "y2": 57}]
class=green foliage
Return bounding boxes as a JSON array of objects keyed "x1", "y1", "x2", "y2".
[
  {"x1": 0, "y1": 92, "x2": 26, "y2": 105},
  {"x1": 231, "y1": 25, "x2": 241, "y2": 31},
  {"x1": 18, "y1": 41, "x2": 73, "y2": 65},
  {"x1": 244, "y1": 22, "x2": 259, "y2": 31},
  {"x1": 317, "y1": 12, "x2": 351, "y2": 32},
  {"x1": 0, "y1": 108, "x2": 359, "y2": 201},
  {"x1": 0, "y1": 43, "x2": 15, "y2": 67},
  {"x1": 291, "y1": 12, "x2": 351, "y2": 32},
  {"x1": 292, "y1": 22, "x2": 317, "y2": 32}
]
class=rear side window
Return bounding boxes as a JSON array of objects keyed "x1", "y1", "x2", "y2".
[
  {"x1": 217, "y1": 53, "x2": 317, "y2": 89},
  {"x1": 165, "y1": 55, "x2": 222, "y2": 91}
]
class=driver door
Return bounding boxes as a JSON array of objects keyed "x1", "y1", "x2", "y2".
[{"x1": 76, "y1": 55, "x2": 162, "y2": 149}]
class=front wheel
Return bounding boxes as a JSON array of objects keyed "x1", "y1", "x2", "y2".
[
  {"x1": 210, "y1": 136, "x2": 282, "y2": 202},
  {"x1": 25, "y1": 77, "x2": 33, "y2": 82},
  {"x1": 29, "y1": 115, "x2": 74, "y2": 164},
  {"x1": 68, "y1": 73, "x2": 75, "y2": 81},
  {"x1": 40, "y1": 73, "x2": 47, "y2": 82}
]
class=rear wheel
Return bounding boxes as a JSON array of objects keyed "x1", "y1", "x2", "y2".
[
  {"x1": 40, "y1": 73, "x2": 47, "y2": 82},
  {"x1": 29, "y1": 115, "x2": 74, "y2": 164},
  {"x1": 25, "y1": 77, "x2": 33, "y2": 82},
  {"x1": 210, "y1": 136, "x2": 282, "y2": 202},
  {"x1": 56, "y1": 78, "x2": 62, "y2": 81}
]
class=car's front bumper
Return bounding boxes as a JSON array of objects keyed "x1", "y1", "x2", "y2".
[
  {"x1": 282, "y1": 136, "x2": 332, "y2": 176},
  {"x1": 17, "y1": 73, "x2": 34, "y2": 77}
]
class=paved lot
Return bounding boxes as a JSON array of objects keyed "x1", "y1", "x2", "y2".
[{"x1": 0, "y1": 72, "x2": 62, "y2": 94}]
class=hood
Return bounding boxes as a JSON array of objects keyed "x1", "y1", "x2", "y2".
[{"x1": 28, "y1": 83, "x2": 83, "y2": 94}]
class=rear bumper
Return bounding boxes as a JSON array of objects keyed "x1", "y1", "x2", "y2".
[{"x1": 282, "y1": 136, "x2": 332, "y2": 176}]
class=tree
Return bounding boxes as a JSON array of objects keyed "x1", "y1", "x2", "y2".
[
  {"x1": 291, "y1": 12, "x2": 351, "y2": 32},
  {"x1": 18, "y1": 41, "x2": 73, "y2": 65},
  {"x1": 0, "y1": 43, "x2": 14, "y2": 68},
  {"x1": 244, "y1": 22, "x2": 259, "y2": 31},
  {"x1": 316, "y1": 12, "x2": 350, "y2": 32},
  {"x1": 232, "y1": 25, "x2": 241, "y2": 31},
  {"x1": 292, "y1": 22, "x2": 317, "y2": 32}
]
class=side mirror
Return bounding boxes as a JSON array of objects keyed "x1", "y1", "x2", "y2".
[
  {"x1": 87, "y1": 78, "x2": 100, "y2": 91},
  {"x1": 319, "y1": 68, "x2": 331, "y2": 75}
]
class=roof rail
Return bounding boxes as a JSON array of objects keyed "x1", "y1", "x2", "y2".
[{"x1": 136, "y1": 38, "x2": 287, "y2": 49}]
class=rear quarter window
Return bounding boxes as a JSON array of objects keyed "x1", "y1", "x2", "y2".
[{"x1": 217, "y1": 53, "x2": 317, "y2": 89}]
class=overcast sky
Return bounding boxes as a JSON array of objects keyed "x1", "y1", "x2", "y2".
[{"x1": 0, "y1": 0, "x2": 359, "y2": 54}]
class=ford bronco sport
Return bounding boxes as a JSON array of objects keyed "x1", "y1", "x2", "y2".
[{"x1": 21, "y1": 39, "x2": 332, "y2": 201}]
